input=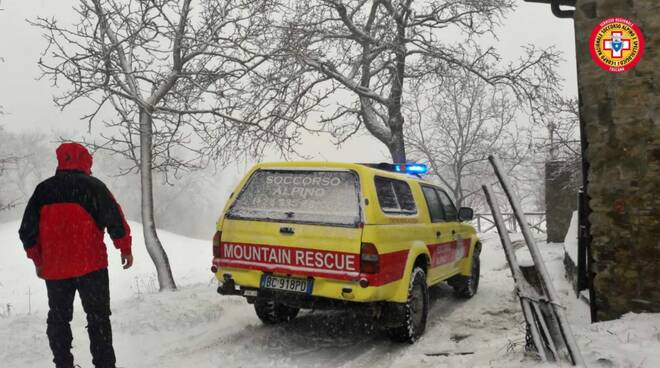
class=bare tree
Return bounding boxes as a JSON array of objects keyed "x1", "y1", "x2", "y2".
[
  {"x1": 0, "y1": 127, "x2": 20, "y2": 213},
  {"x1": 270, "y1": 0, "x2": 561, "y2": 162},
  {"x1": 531, "y1": 95, "x2": 581, "y2": 195},
  {"x1": 7, "y1": 133, "x2": 46, "y2": 185},
  {"x1": 0, "y1": 2, "x2": 14, "y2": 213},
  {"x1": 0, "y1": 160, "x2": 15, "y2": 212},
  {"x1": 0, "y1": 28, "x2": 12, "y2": 211},
  {"x1": 533, "y1": 96, "x2": 580, "y2": 161},
  {"x1": 405, "y1": 69, "x2": 527, "y2": 208},
  {"x1": 32, "y1": 0, "x2": 297, "y2": 290},
  {"x1": 0, "y1": 128, "x2": 53, "y2": 217}
]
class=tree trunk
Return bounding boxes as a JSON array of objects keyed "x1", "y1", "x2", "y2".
[
  {"x1": 387, "y1": 114, "x2": 407, "y2": 163},
  {"x1": 387, "y1": 8, "x2": 409, "y2": 165},
  {"x1": 454, "y1": 174, "x2": 463, "y2": 208},
  {"x1": 453, "y1": 188, "x2": 461, "y2": 208},
  {"x1": 139, "y1": 109, "x2": 177, "y2": 291},
  {"x1": 388, "y1": 133, "x2": 406, "y2": 163}
]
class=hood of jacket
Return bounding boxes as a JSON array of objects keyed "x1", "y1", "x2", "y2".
[{"x1": 56, "y1": 142, "x2": 92, "y2": 175}]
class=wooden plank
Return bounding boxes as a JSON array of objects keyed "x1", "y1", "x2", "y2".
[
  {"x1": 489, "y1": 155, "x2": 585, "y2": 366},
  {"x1": 483, "y1": 184, "x2": 549, "y2": 361}
]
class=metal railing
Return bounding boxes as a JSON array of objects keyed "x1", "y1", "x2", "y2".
[{"x1": 472, "y1": 212, "x2": 546, "y2": 234}]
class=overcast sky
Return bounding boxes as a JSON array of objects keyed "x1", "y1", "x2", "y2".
[{"x1": 0, "y1": 0, "x2": 578, "y2": 164}]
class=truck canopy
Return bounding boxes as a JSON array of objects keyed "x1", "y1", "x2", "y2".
[{"x1": 227, "y1": 169, "x2": 362, "y2": 226}]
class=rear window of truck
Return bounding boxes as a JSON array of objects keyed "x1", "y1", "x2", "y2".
[
  {"x1": 227, "y1": 170, "x2": 361, "y2": 226},
  {"x1": 374, "y1": 176, "x2": 417, "y2": 215}
]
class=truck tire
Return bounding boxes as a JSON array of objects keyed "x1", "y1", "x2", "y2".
[
  {"x1": 449, "y1": 249, "x2": 480, "y2": 298},
  {"x1": 254, "y1": 299, "x2": 300, "y2": 324},
  {"x1": 386, "y1": 267, "x2": 429, "y2": 343}
]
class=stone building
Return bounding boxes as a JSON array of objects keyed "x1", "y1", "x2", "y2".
[
  {"x1": 545, "y1": 160, "x2": 578, "y2": 243},
  {"x1": 572, "y1": 0, "x2": 659, "y2": 320}
]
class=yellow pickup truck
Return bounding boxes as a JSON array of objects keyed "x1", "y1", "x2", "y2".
[{"x1": 211, "y1": 162, "x2": 481, "y2": 342}]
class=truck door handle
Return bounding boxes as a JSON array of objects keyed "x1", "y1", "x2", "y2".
[
  {"x1": 280, "y1": 227, "x2": 295, "y2": 235},
  {"x1": 436, "y1": 231, "x2": 442, "y2": 238},
  {"x1": 452, "y1": 230, "x2": 456, "y2": 236}
]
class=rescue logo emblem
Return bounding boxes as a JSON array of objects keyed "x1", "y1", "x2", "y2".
[{"x1": 590, "y1": 17, "x2": 645, "y2": 73}]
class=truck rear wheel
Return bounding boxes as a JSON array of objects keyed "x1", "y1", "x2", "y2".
[
  {"x1": 386, "y1": 267, "x2": 429, "y2": 343},
  {"x1": 449, "y1": 249, "x2": 480, "y2": 298},
  {"x1": 254, "y1": 299, "x2": 299, "y2": 324}
]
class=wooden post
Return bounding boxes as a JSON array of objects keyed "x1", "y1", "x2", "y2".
[
  {"x1": 489, "y1": 155, "x2": 585, "y2": 366},
  {"x1": 483, "y1": 184, "x2": 549, "y2": 361}
]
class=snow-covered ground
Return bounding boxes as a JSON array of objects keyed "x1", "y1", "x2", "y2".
[{"x1": 0, "y1": 221, "x2": 658, "y2": 368}]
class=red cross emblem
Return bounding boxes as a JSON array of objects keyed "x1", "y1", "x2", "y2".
[{"x1": 603, "y1": 31, "x2": 630, "y2": 59}]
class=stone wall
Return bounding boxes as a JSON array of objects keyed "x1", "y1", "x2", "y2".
[
  {"x1": 545, "y1": 160, "x2": 578, "y2": 243},
  {"x1": 574, "y1": 0, "x2": 659, "y2": 320}
]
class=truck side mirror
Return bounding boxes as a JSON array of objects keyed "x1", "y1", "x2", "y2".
[{"x1": 458, "y1": 207, "x2": 474, "y2": 221}]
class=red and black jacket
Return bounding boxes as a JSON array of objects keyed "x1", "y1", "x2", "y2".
[{"x1": 18, "y1": 143, "x2": 131, "y2": 280}]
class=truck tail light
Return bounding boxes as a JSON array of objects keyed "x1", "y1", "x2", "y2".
[
  {"x1": 212, "y1": 231, "x2": 222, "y2": 273},
  {"x1": 213, "y1": 231, "x2": 222, "y2": 257},
  {"x1": 360, "y1": 242, "x2": 380, "y2": 274}
]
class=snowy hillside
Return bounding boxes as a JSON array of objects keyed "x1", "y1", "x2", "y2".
[
  {"x1": 0, "y1": 220, "x2": 212, "y2": 315},
  {"x1": 0, "y1": 222, "x2": 658, "y2": 368}
]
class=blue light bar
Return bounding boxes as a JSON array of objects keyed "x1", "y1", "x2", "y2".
[{"x1": 393, "y1": 163, "x2": 428, "y2": 175}]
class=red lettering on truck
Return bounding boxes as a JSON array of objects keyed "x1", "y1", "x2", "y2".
[{"x1": 220, "y1": 242, "x2": 359, "y2": 275}]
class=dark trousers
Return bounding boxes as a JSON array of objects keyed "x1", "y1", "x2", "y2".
[{"x1": 45, "y1": 268, "x2": 116, "y2": 368}]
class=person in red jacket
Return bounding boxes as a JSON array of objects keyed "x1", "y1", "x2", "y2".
[{"x1": 19, "y1": 142, "x2": 133, "y2": 368}]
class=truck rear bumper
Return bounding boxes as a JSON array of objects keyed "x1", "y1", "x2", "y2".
[{"x1": 215, "y1": 267, "x2": 405, "y2": 303}]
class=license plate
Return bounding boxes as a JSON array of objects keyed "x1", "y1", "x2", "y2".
[{"x1": 260, "y1": 275, "x2": 313, "y2": 294}]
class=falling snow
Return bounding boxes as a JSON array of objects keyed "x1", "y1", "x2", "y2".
[{"x1": 0, "y1": 221, "x2": 657, "y2": 367}]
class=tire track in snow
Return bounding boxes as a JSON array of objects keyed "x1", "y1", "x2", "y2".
[{"x1": 147, "y1": 234, "x2": 519, "y2": 368}]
